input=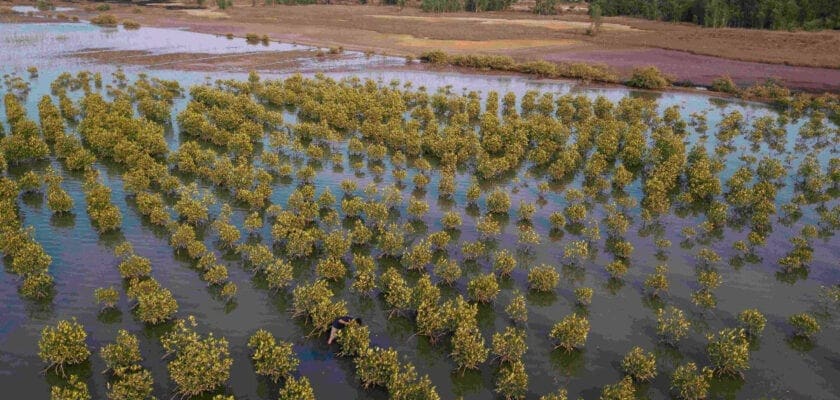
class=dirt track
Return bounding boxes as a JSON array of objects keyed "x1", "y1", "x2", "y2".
[{"x1": 10, "y1": 1, "x2": 840, "y2": 92}]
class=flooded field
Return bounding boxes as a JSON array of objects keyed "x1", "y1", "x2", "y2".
[{"x1": 1, "y1": 19, "x2": 838, "y2": 400}]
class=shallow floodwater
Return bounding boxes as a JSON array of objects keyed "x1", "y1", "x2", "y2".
[{"x1": 1, "y1": 21, "x2": 839, "y2": 400}]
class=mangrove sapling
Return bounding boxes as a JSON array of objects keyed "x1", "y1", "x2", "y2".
[
  {"x1": 161, "y1": 318, "x2": 233, "y2": 398},
  {"x1": 621, "y1": 346, "x2": 657, "y2": 382},
  {"x1": 706, "y1": 328, "x2": 750, "y2": 378},
  {"x1": 788, "y1": 313, "x2": 820, "y2": 339},
  {"x1": 202, "y1": 264, "x2": 229, "y2": 286},
  {"x1": 94, "y1": 286, "x2": 119, "y2": 310},
  {"x1": 50, "y1": 374, "x2": 90, "y2": 400},
  {"x1": 336, "y1": 322, "x2": 370, "y2": 358},
  {"x1": 106, "y1": 366, "x2": 154, "y2": 400},
  {"x1": 486, "y1": 189, "x2": 511, "y2": 214},
  {"x1": 599, "y1": 375, "x2": 635, "y2": 400},
  {"x1": 657, "y1": 306, "x2": 690, "y2": 345},
  {"x1": 550, "y1": 314, "x2": 590, "y2": 352},
  {"x1": 355, "y1": 347, "x2": 400, "y2": 388},
  {"x1": 493, "y1": 249, "x2": 517, "y2": 278},
  {"x1": 670, "y1": 362, "x2": 712, "y2": 400},
  {"x1": 100, "y1": 329, "x2": 141, "y2": 375},
  {"x1": 737, "y1": 309, "x2": 767, "y2": 337},
  {"x1": 450, "y1": 324, "x2": 489, "y2": 372},
  {"x1": 468, "y1": 273, "x2": 500, "y2": 303},
  {"x1": 574, "y1": 287, "x2": 593, "y2": 307},
  {"x1": 441, "y1": 210, "x2": 462, "y2": 230},
  {"x1": 505, "y1": 292, "x2": 528, "y2": 324},
  {"x1": 434, "y1": 258, "x2": 462, "y2": 285},
  {"x1": 247, "y1": 329, "x2": 299, "y2": 383},
  {"x1": 495, "y1": 359, "x2": 528, "y2": 400},
  {"x1": 38, "y1": 318, "x2": 90, "y2": 376},
  {"x1": 538, "y1": 388, "x2": 568, "y2": 400},
  {"x1": 316, "y1": 255, "x2": 347, "y2": 281},
  {"x1": 278, "y1": 376, "x2": 315, "y2": 400},
  {"x1": 644, "y1": 265, "x2": 670, "y2": 298},
  {"x1": 491, "y1": 327, "x2": 527, "y2": 364},
  {"x1": 528, "y1": 264, "x2": 559, "y2": 292}
]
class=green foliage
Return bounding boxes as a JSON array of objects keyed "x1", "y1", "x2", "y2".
[
  {"x1": 626, "y1": 66, "x2": 671, "y2": 90},
  {"x1": 278, "y1": 376, "x2": 316, "y2": 400},
  {"x1": 657, "y1": 306, "x2": 690, "y2": 345},
  {"x1": 38, "y1": 318, "x2": 90, "y2": 376},
  {"x1": 505, "y1": 292, "x2": 528, "y2": 324},
  {"x1": 706, "y1": 328, "x2": 750, "y2": 378},
  {"x1": 100, "y1": 329, "x2": 142, "y2": 374},
  {"x1": 533, "y1": 0, "x2": 557, "y2": 15},
  {"x1": 248, "y1": 329, "x2": 299, "y2": 382},
  {"x1": 671, "y1": 362, "x2": 712, "y2": 400},
  {"x1": 468, "y1": 273, "x2": 500, "y2": 303},
  {"x1": 592, "y1": 0, "x2": 840, "y2": 30},
  {"x1": 162, "y1": 318, "x2": 233, "y2": 397},
  {"x1": 621, "y1": 346, "x2": 657, "y2": 381},
  {"x1": 495, "y1": 359, "x2": 528, "y2": 400},
  {"x1": 95, "y1": 286, "x2": 119, "y2": 309},
  {"x1": 737, "y1": 309, "x2": 766, "y2": 337},
  {"x1": 51, "y1": 374, "x2": 90, "y2": 400},
  {"x1": 450, "y1": 324, "x2": 488, "y2": 371},
  {"x1": 491, "y1": 327, "x2": 527, "y2": 364},
  {"x1": 528, "y1": 264, "x2": 559, "y2": 292},
  {"x1": 91, "y1": 13, "x2": 118, "y2": 27},
  {"x1": 550, "y1": 314, "x2": 590, "y2": 352},
  {"x1": 574, "y1": 287, "x2": 593, "y2": 306},
  {"x1": 599, "y1": 375, "x2": 635, "y2": 400},
  {"x1": 789, "y1": 313, "x2": 820, "y2": 338}
]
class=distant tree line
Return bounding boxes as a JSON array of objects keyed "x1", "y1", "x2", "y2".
[
  {"x1": 590, "y1": 0, "x2": 840, "y2": 30},
  {"x1": 420, "y1": 0, "x2": 515, "y2": 12}
]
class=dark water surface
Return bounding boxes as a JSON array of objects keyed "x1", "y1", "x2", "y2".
[{"x1": 1, "y1": 21, "x2": 838, "y2": 400}]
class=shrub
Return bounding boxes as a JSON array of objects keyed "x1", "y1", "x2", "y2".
[
  {"x1": 468, "y1": 273, "x2": 500, "y2": 303},
  {"x1": 420, "y1": 50, "x2": 449, "y2": 64},
  {"x1": 247, "y1": 329, "x2": 299, "y2": 382},
  {"x1": 532, "y1": 0, "x2": 557, "y2": 15},
  {"x1": 278, "y1": 376, "x2": 315, "y2": 400},
  {"x1": 450, "y1": 325, "x2": 488, "y2": 371},
  {"x1": 434, "y1": 258, "x2": 462, "y2": 285},
  {"x1": 550, "y1": 314, "x2": 589, "y2": 352},
  {"x1": 337, "y1": 322, "x2": 370, "y2": 357},
  {"x1": 122, "y1": 20, "x2": 140, "y2": 30},
  {"x1": 528, "y1": 264, "x2": 559, "y2": 292},
  {"x1": 38, "y1": 318, "x2": 90, "y2": 376},
  {"x1": 91, "y1": 13, "x2": 118, "y2": 27},
  {"x1": 711, "y1": 75, "x2": 739, "y2": 94},
  {"x1": 574, "y1": 287, "x2": 593, "y2": 306},
  {"x1": 107, "y1": 367, "x2": 154, "y2": 400},
  {"x1": 706, "y1": 328, "x2": 750, "y2": 378},
  {"x1": 493, "y1": 249, "x2": 517, "y2": 277},
  {"x1": 94, "y1": 286, "x2": 119, "y2": 309},
  {"x1": 737, "y1": 309, "x2": 766, "y2": 337},
  {"x1": 100, "y1": 329, "x2": 142, "y2": 374},
  {"x1": 491, "y1": 327, "x2": 527, "y2": 364},
  {"x1": 486, "y1": 190, "x2": 511, "y2": 214},
  {"x1": 621, "y1": 346, "x2": 657, "y2": 381},
  {"x1": 495, "y1": 359, "x2": 528, "y2": 400},
  {"x1": 656, "y1": 306, "x2": 690, "y2": 345},
  {"x1": 626, "y1": 66, "x2": 671, "y2": 90},
  {"x1": 505, "y1": 292, "x2": 528, "y2": 324},
  {"x1": 20, "y1": 272, "x2": 55, "y2": 300},
  {"x1": 50, "y1": 374, "x2": 89, "y2": 400},
  {"x1": 600, "y1": 376, "x2": 634, "y2": 400},
  {"x1": 356, "y1": 347, "x2": 400, "y2": 388},
  {"x1": 162, "y1": 319, "x2": 232, "y2": 398},
  {"x1": 789, "y1": 313, "x2": 820, "y2": 338},
  {"x1": 670, "y1": 362, "x2": 712, "y2": 400},
  {"x1": 441, "y1": 210, "x2": 462, "y2": 230}
]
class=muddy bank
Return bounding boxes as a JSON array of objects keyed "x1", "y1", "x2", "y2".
[{"x1": 545, "y1": 48, "x2": 840, "y2": 92}]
